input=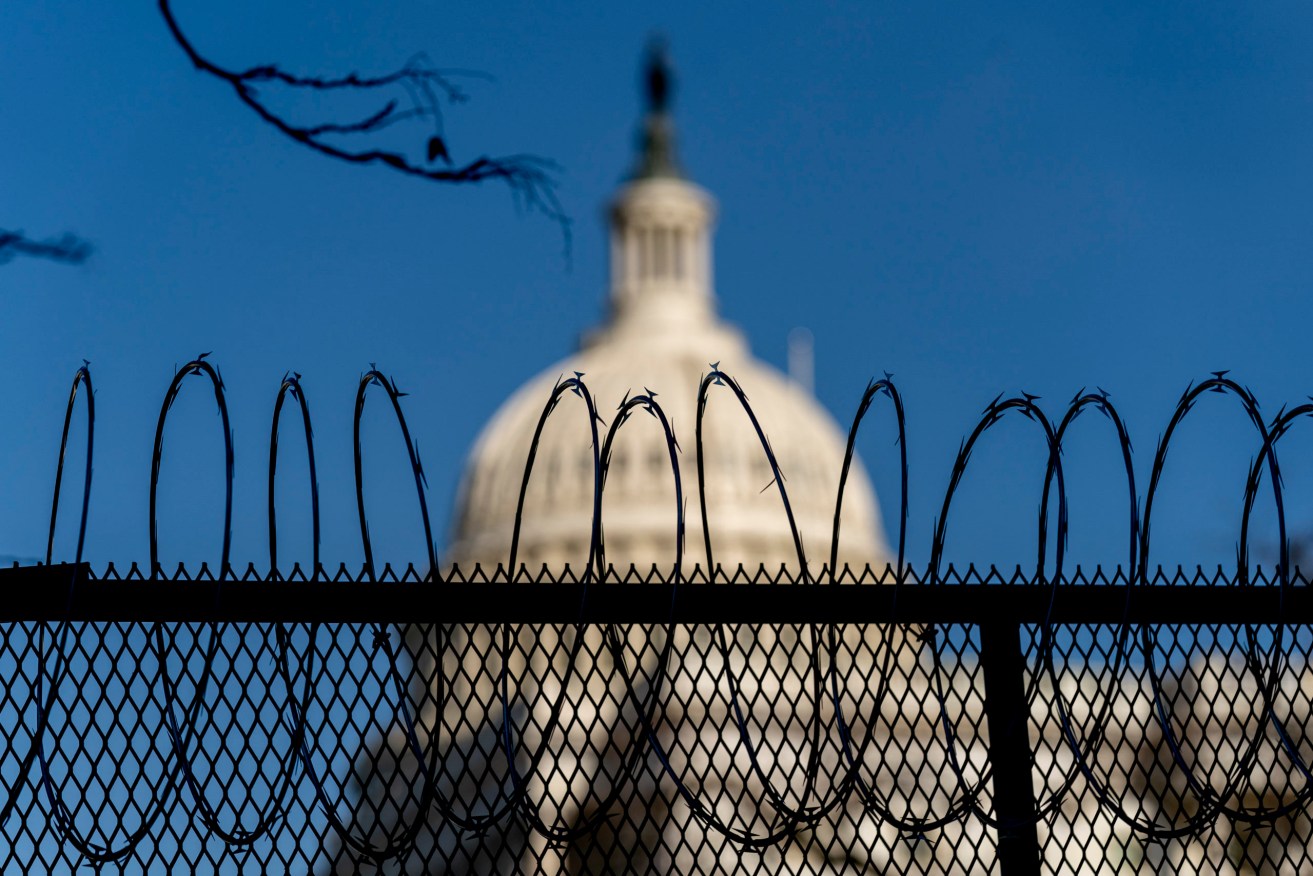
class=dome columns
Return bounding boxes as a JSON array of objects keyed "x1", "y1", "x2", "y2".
[
  {"x1": 603, "y1": 39, "x2": 719, "y2": 339},
  {"x1": 607, "y1": 178, "x2": 716, "y2": 334}
]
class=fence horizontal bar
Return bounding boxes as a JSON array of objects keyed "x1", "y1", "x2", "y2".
[{"x1": 2, "y1": 563, "x2": 1312, "y2": 623}]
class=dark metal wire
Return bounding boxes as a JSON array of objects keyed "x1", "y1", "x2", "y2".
[
  {"x1": 1136, "y1": 377, "x2": 1286, "y2": 835},
  {"x1": 8, "y1": 359, "x2": 1313, "y2": 872},
  {"x1": 921, "y1": 394, "x2": 1066, "y2": 833},
  {"x1": 149, "y1": 357, "x2": 287, "y2": 848},
  {"x1": 31, "y1": 364, "x2": 152, "y2": 866},
  {"x1": 1034, "y1": 391, "x2": 1141, "y2": 831},
  {"x1": 822, "y1": 377, "x2": 926, "y2": 832},
  {"x1": 497, "y1": 375, "x2": 605, "y2": 841},
  {"x1": 691, "y1": 369, "x2": 829, "y2": 846}
]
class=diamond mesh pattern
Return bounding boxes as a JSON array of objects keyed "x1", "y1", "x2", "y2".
[{"x1": 0, "y1": 564, "x2": 1310, "y2": 873}]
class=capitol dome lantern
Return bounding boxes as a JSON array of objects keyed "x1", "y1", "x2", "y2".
[{"x1": 603, "y1": 43, "x2": 716, "y2": 340}]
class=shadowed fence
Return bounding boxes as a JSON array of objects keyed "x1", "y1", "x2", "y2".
[
  {"x1": 3, "y1": 564, "x2": 1313, "y2": 874},
  {"x1": 2, "y1": 361, "x2": 1312, "y2": 873}
]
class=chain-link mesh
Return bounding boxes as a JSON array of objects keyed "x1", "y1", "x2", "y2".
[
  {"x1": 1, "y1": 563, "x2": 1310, "y2": 874},
  {"x1": 14, "y1": 362, "x2": 1313, "y2": 871}
]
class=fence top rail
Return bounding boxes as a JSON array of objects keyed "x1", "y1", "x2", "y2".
[{"x1": 1, "y1": 562, "x2": 1309, "y2": 623}]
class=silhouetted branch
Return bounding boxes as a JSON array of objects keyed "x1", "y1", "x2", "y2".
[
  {"x1": 0, "y1": 229, "x2": 92, "y2": 266},
  {"x1": 158, "y1": 0, "x2": 570, "y2": 253}
]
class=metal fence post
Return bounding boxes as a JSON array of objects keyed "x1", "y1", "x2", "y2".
[{"x1": 980, "y1": 620, "x2": 1041, "y2": 876}]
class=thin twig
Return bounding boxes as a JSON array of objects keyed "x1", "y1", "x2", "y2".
[
  {"x1": 158, "y1": 0, "x2": 571, "y2": 255},
  {"x1": 0, "y1": 230, "x2": 92, "y2": 266}
]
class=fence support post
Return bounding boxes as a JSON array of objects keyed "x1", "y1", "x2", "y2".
[{"x1": 980, "y1": 621, "x2": 1041, "y2": 876}]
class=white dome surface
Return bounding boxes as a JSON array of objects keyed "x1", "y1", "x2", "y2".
[
  {"x1": 447, "y1": 172, "x2": 889, "y2": 577},
  {"x1": 330, "y1": 48, "x2": 907, "y2": 876}
]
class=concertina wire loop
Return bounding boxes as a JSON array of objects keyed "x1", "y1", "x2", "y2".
[{"x1": 10, "y1": 357, "x2": 1313, "y2": 863}]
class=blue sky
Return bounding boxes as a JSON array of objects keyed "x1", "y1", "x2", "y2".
[{"x1": 4, "y1": 0, "x2": 1313, "y2": 574}]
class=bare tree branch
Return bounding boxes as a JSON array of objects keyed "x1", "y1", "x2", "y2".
[
  {"x1": 0, "y1": 229, "x2": 92, "y2": 266},
  {"x1": 159, "y1": 0, "x2": 571, "y2": 254}
]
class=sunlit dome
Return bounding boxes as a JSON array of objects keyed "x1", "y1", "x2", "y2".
[{"x1": 447, "y1": 45, "x2": 888, "y2": 576}]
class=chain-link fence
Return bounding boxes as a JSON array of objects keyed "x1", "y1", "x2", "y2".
[
  {"x1": 12, "y1": 360, "x2": 1313, "y2": 871},
  {"x1": 2, "y1": 561, "x2": 1311, "y2": 874}
]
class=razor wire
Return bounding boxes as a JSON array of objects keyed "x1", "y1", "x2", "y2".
[{"x1": 1, "y1": 357, "x2": 1313, "y2": 871}]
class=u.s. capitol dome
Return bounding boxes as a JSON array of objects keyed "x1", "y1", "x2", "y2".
[{"x1": 447, "y1": 47, "x2": 889, "y2": 577}]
